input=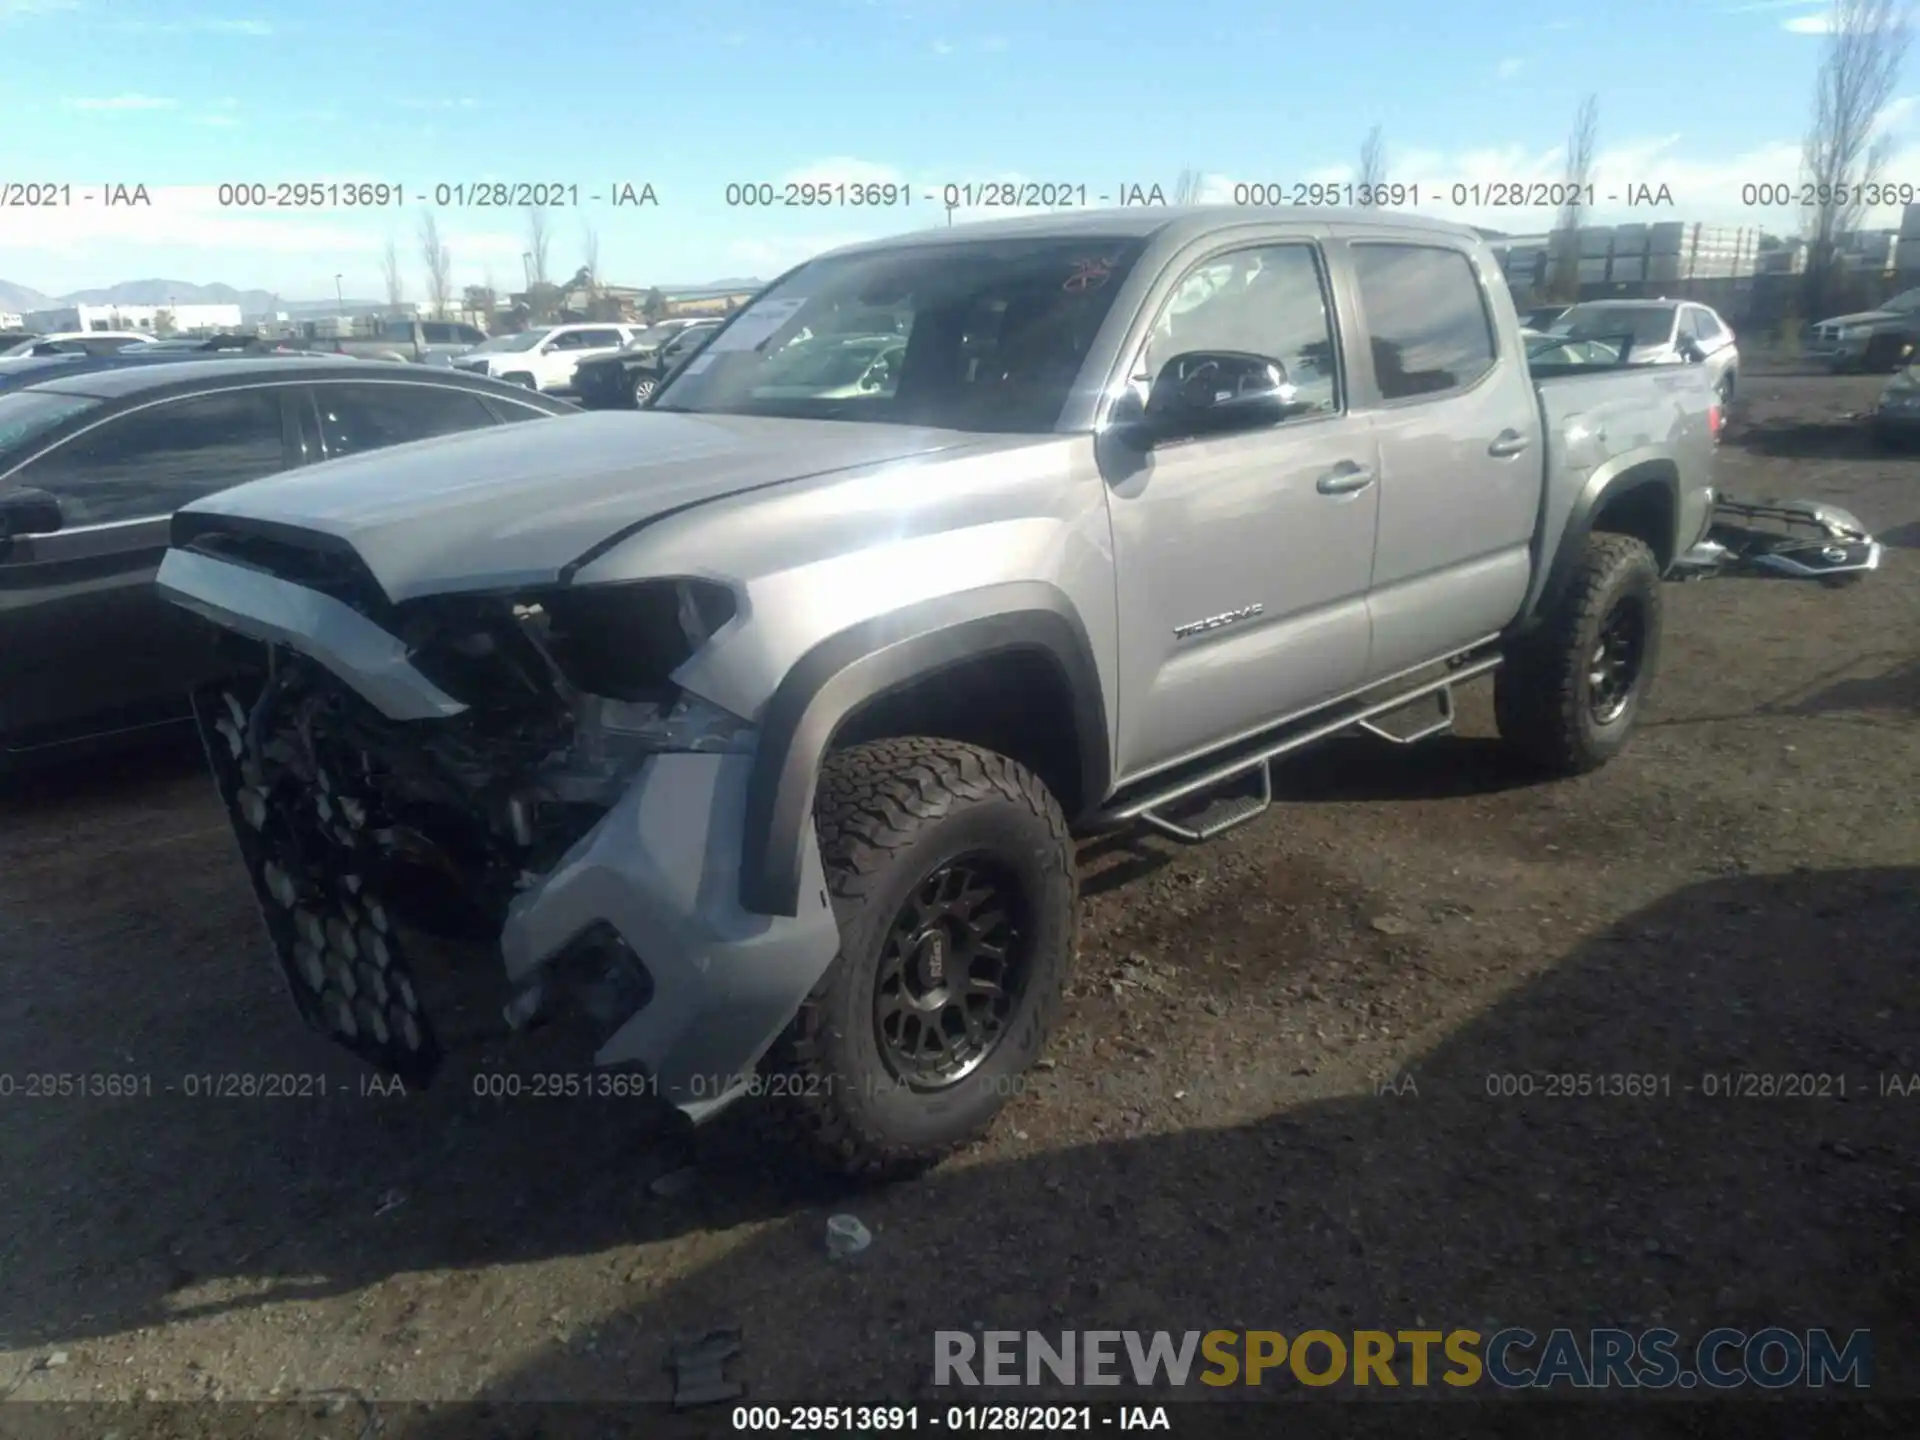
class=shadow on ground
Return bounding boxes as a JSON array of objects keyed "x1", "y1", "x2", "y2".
[
  {"x1": 366, "y1": 865, "x2": 1916, "y2": 1436},
  {"x1": 7, "y1": 854, "x2": 1913, "y2": 1418},
  {"x1": 1728, "y1": 420, "x2": 1882, "y2": 462}
]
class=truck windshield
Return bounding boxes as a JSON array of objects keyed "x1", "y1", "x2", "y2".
[{"x1": 653, "y1": 236, "x2": 1149, "y2": 433}]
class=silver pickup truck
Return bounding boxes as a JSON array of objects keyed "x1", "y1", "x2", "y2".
[{"x1": 155, "y1": 208, "x2": 1716, "y2": 1176}]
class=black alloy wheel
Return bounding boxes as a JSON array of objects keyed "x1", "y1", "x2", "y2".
[
  {"x1": 873, "y1": 855, "x2": 1030, "y2": 1088},
  {"x1": 1587, "y1": 596, "x2": 1646, "y2": 725}
]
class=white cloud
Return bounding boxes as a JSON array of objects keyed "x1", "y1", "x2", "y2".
[
  {"x1": 0, "y1": 0, "x2": 79, "y2": 16},
  {"x1": 932, "y1": 37, "x2": 953, "y2": 53},
  {"x1": 981, "y1": 35, "x2": 1009, "y2": 51},
  {"x1": 61, "y1": 94, "x2": 177, "y2": 111},
  {"x1": 190, "y1": 113, "x2": 240, "y2": 128},
  {"x1": 1783, "y1": 4, "x2": 1905, "y2": 30},
  {"x1": 397, "y1": 97, "x2": 481, "y2": 110},
  {"x1": 1497, "y1": 56, "x2": 1527, "y2": 79}
]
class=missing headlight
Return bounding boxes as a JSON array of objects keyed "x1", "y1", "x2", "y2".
[{"x1": 543, "y1": 579, "x2": 737, "y2": 701}]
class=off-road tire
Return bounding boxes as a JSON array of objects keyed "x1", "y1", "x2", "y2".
[
  {"x1": 1495, "y1": 533, "x2": 1663, "y2": 776},
  {"x1": 765, "y1": 737, "x2": 1078, "y2": 1179}
]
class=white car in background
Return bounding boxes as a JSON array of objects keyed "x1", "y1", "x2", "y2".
[
  {"x1": 1, "y1": 330, "x2": 159, "y2": 358},
  {"x1": 450, "y1": 322, "x2": 644, "y2": 393}
]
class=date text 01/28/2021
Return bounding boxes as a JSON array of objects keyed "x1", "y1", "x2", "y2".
[{"x1": 729, "y1": 1405, "x2": 1171, "y2": 1431}]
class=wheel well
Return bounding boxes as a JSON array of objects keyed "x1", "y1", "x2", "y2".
[
  {"x1": 1589, "y1": 473, "x2": 1677, "y2": 570},
  {"x1": 828, "y1": 649, "x2": 1088, "y2": 814}
]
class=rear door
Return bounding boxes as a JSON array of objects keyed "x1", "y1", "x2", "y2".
[
  {"x1": 0, "y1": 384, "x2": 299, "y2": 750},
  {"x1": 1335, "y1": 231, "x2": 1542, "y2": 678},
  {"x1": 557, "y1": 327, "x2": 628, "y2": 389},
  {"x1": 1690, "y1": 307, "x2": 1738, "y2": 394}
]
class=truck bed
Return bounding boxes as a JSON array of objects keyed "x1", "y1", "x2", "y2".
[{"x1": 1529, "y1": 359, "x2": 1718, "y2": 587}]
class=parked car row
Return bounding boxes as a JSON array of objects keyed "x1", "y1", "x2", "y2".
[{"x1": 0, "y1": 357, "x2": 574, "y2": 767}]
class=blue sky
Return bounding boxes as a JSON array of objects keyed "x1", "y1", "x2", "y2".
[{"x1": 0, "y1": 0, "x2": 1907, "y2": 302}]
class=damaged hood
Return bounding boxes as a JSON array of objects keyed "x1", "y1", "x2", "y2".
[{"x1": 176, "y1": 409, "x2": 984, "y2": 602}]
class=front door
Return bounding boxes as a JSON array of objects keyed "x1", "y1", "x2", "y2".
[
  {"x1": 0, "y1": 385, "x2": 298, "y2": 751},
  {"x1": 1102, "y1": 237, "x2": 1379, "y2": 781}
]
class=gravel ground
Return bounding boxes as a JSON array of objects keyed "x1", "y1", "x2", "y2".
[{"x1": 1, "y1": 373, "x2": 1915, "y2": 1430}]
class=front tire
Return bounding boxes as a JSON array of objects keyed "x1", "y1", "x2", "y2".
[
  {"x1": 766, "y1": 737, "x2": 1078, "y2": 1178},
  {"x1": 1496, "y1": 533, "x2": 1663, "y2": 776},
  {"x1": 631, "y1": 374, "x2": 657, "y2": 407}
]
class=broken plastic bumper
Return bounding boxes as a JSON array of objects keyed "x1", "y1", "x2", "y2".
[{"x1": 500, "y1": 751, "x2": 842, "y2": 1123}]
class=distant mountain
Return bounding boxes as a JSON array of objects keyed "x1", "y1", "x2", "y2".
[
  {"x1": 0, "y1": 280, "x2": 57, "y2": 312},
  {"x1": 58, "y1": 279, "x2": 282, "y2": 311}
]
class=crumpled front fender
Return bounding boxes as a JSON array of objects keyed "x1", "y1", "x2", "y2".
[{"x1": 499, "y1": 752, "x2": 841, "y2": 1122}]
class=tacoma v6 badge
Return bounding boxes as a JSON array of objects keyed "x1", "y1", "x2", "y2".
[{"x1": 1173, "y1": 603, "x2": 1264, "y2": 639}]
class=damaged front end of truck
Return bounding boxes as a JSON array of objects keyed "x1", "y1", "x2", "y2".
[{"x1": 158, "y1": 515, "x2": 841, "y2": 1118}]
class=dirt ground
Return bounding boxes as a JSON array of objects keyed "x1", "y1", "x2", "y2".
[{"x1": 1, "y1": 371, "x2": 1916, "y2": 1429}]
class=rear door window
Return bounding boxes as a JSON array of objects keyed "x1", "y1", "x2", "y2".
[
  {"x1": 1349, "y1": 244, "x2": 1497, "y2": 400},
  {"x1": 313, "y1": 382, "x2": 499, "y2": 458}
]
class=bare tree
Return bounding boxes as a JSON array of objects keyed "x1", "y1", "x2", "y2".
[
  {"x1": 1172, "y1": 167, "x2": 1203, "y2": 206},
  {"x1": 525, "y1": 207, "x2": 551, "y2": 286},
  {"x1": 580, "y1": 222, "x2": 600, "y2": 287},
  {"x1": 1802, "y1": 0, "x2": 1912, "y2": 314},
  {"x1": 1548, "y1": 93, "x2": 1600, "y2": 301},
  {"x1": 1358, "y1": 125, "x2": 1387, "y2": 196},
  {"x1": 380, "y1": 233, "x2": 406, "y2": 313},
  {"x1": 417, "y1": 210, "x2": 453, "y2": 320}
]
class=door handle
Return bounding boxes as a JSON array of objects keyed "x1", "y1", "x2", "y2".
[
  {"x1": 1316, "y1": 464, "x2": 1375, "y2": 496},
  {"x1": 1488, "y1": 431, "x2": 1530, "y2": 458}
]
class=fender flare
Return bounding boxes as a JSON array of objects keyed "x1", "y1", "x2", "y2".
[
  {"x1": 1522, "y1": 456, "x2": 1680, "y2": 630},
  {"x1": 738, "y1": 582, "x2": 1111, "y2": 917}
]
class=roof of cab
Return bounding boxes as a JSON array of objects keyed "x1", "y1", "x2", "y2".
[{"x1": 813, "y1": 204, "x2": 1488, "y2": 261}]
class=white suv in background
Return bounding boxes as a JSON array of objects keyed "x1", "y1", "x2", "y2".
[{"x1": 450, "y1": 322, "x2": 643, "y2": 393}]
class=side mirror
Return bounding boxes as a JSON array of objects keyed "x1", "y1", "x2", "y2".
[
  {"x1": 1143, "y1": 351, "x2": 1293, "y2": 438},
  {"x1": 0, "y1": 487, "x2": 65, "y2": 541}
]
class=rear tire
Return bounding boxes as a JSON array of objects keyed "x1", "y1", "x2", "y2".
[
  {"x1": 1496, "y1": 533, "x2": 1663, "y2": 776},
  {"x1": 766, "y1": 737, "x2": 1078, "y2": 1179}
]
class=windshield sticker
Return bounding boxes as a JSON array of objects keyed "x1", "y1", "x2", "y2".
[
  {"x1": 705, "y1": 297, "x2": 810, "y2": 353},
  {"x1": 1064, "y1": 256, "x2": 1118, "y2": 293}
]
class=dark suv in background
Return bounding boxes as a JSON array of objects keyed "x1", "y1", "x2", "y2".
[{"x1": 572, "y1": 319, "x2": 721, "y2": 407}]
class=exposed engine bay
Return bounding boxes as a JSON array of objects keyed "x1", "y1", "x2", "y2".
[{"x1": 193, "y1": 576, "x2": 754, "y2": 1084}]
